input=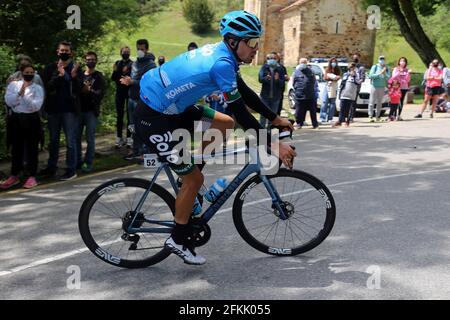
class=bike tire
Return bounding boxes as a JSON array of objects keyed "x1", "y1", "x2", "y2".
[
  {"x1": 79, "y1": 178, "x2": 175, "y2": 269},
  {"x1": 232, "y1": 169, "x2": 336, "y2": 256}
]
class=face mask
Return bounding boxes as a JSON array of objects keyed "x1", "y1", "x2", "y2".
[
  {"x1": 23, "y1": 74, "x2": 34, "y2": 82},
  {"x1": 331, "y1": 62, "x2": 337, "y2": 68},
  {"x1": 121, "y1": 53, "x2": 130, "y2": 60},
  {"x1": 298, "y1": 64, "x2": 307, "y2": 70},
  {"x1": 59, "y1": 53, "x2": 71, "y2": 61},
  {"x1": 86, "y1": 62, "x2": 96, "y2": 69},
  {"x1": 267, "y1": 59, "x2": 277, "y2": 67},
  {"x1": 354, "y1": 58, "x2": 359, "y2": 64},
  {"x1": 399, "y1": 61, "x2": 406, "y2": 67},
  {"x1": 379, "y1": 60, "x2": 385, "y2": 66},
  {"x1": 137, "y1": 50, "x2": 145, "y2": 59}
]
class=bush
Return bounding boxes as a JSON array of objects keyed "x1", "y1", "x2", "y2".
[{"x1": 182, "y1": 0, "x2": 215, "y2": 34}]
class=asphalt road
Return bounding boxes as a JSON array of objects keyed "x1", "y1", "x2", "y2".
[{"x1": 1, "y1": 108, "x2": 449, "y2": 300}]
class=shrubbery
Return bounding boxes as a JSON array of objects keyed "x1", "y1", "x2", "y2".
[{"x1": 182, "y1": 0, "x2": 215, "y2": 34}]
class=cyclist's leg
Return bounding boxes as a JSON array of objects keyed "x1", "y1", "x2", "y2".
[
  {"x1": 201, "y1": 108, "x2": 235, "y2": 153},
  {"x1": 135, "y1": 101, "x2": 207, "y2": 264}
]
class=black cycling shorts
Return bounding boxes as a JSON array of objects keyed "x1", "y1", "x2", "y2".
[{"x1": 134, "y1": 99, "x2": 216, "y2": 176}]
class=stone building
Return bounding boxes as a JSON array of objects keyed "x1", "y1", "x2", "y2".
[{"x1": 244, "y1": 0, "x2": 376, "y2": 66}]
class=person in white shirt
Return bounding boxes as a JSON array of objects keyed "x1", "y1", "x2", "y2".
[{"x1": 2, "y1": 63, "x2": 44, "y2": 190}]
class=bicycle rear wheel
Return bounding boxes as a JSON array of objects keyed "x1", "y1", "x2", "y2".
[
  {"x1": 79, "y1": 178, "x2": 175, "y2": 268},
  {"x1": 233, "y1": 169, "x2": 335, "y2": 256}
]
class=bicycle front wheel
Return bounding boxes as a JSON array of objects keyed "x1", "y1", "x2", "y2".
[
  {"x1": 233, "y1": 169, "x2": 336, "y2": 256},
  {"x1": 79, "y1": 178, "x2": 175, "y2": 268}
]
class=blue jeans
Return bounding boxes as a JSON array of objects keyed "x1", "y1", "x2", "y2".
[
  {"x1": 77, "y1": 111, "x2": 98, "y2": 166},
  {"x1": 47, "y1": 112, "x2": 79, "y2": 173},
  {"x1": 260, "y1": 97, "x2": 280, "y2": 128},
  {"x1": 320, "y1": 92, "x2": 336, "y2": 122}
]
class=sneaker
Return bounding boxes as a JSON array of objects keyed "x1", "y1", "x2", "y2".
[
  {"x1": 414, "y1": 114, "x2": 422, "y2": 119},
  {"x1": 369, "y1": 117, "x2": 375, "y2": 123},
  {"x1": 0, "y1": 176, "x2": 20, "y2": 190},
  {"x1": 115, "y1": 137, "x2": 123, "y2": 149},
  {"x1": 60, "y1": 171, "x2": 77, "y2": 181},
  {"x1": 312, "y1": 126, "x2": 319, "y2": 130},
  {"x1": 81, "y1": 163, "x2": 93, "y2": 173},
  {"x1": 332, "y1": 121, "x2": 342, "y2": 127},
  {"x1": 126, "y1": 137, "x2": 133, "y2": 149},
  {"x1": 165, "y1": 237, "x2": 206, "y2": 265},
  {"x1": 294, "y1": 124, "x2": 302, "y2": 130},
  {"x1": 124, "y1": 152, "x2": 140, "y2": 161},
  {"x1": 38, "y1": 167, "x2": 57, "y2": 178},
  {"x1": 430, "y1": 113, "x2": 434, "y2": 119},
  {"x1": 23, "y1": 176, "x2": 38, "y2": 189},
  {"x1": 376, "y1": 118, "x2": 381, "y2": 122},
  {"x1": 397, "y1": 116, "x2": 403, "y2": 121}
]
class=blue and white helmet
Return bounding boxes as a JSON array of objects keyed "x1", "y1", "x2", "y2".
[{"x1": 219, "y1": 10, "x2": 263, "y2": 39}]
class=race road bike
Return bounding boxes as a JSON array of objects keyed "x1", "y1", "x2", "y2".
[{"x1": 79, "y1": 131, "x2": 336, "y2": 268}]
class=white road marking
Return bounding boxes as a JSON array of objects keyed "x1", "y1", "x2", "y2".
[{"x1": 1, "y1": 167, "x2": 449, "y2": 277}]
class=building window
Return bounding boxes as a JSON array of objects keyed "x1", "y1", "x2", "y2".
[
  {"x1": 293, "y1": 27, "x2": 297, "y2": 38},
  {"x1": 335, "y1": 21, "x2": 340, "y2": 34}
]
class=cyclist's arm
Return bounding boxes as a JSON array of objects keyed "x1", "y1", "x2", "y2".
[{"x1": 236, "y1": 75, "x2": 277, "y2": 122}]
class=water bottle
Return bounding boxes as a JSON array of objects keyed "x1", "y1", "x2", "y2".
[
  {"x1": 192, "y1": 185, "x2": 209, "y2": 217},
  {"x1": 205, "y1": 178, "x2": 229, "y2": 203},
  {"x1": 192, "y1": 197, "x2": 203, "y2": 216}
]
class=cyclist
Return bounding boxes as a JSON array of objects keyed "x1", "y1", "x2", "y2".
[{"x1": 135, "y1": 10, "x2": 296, "y2": 265}]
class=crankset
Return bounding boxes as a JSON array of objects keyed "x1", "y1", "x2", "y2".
[{"x1": 190, "y1": 222, "x2": 211, "y2": 247}]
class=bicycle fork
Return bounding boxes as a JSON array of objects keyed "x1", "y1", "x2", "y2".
[{"x1": 260, "y1": 175, "x2": 289, "y2": 220}]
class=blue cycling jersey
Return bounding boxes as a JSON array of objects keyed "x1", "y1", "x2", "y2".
[{"x1": 140, "y1": 41, "x2": 241, "y2": 115}]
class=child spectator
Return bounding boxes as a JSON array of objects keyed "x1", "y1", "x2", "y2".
[
  {"x1": 388, "y1": 80, "x2": 402, "y2": 121},
  {"x1": 334, "y1": 63, "x2": 361, "y2": 127}
]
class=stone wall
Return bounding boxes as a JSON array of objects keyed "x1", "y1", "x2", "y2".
[{"x1": 245, "y1": 0, "x2": 376, "y2": 67}]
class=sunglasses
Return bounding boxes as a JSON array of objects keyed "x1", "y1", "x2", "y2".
[{"x1": 242, "y1": 38, "x2": 260, "y2": 49}]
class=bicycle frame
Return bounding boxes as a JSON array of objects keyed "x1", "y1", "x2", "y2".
[{"x1": 127, "y1": 147, "x2": 288, "y2": 234}]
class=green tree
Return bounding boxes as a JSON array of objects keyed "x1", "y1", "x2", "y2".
[
  {"x1": 362, "y1": 0, "x2": 449, "y2": 66},
  {"x1": 0, "y1": 0, "x2": 140, "y2": 66},
  {"x1": 182, "y1": 0, "x2": 215, "y2": 34}
]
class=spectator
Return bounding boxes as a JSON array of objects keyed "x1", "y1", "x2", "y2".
[
  {"x1": 349, "y1": 53, "x2": 366, "y2": 122},
  {"x1": 293, "y1": 58, "x2": 319, "y2": 129},
  {"x1": 258, "y1": 53, "x2": 286, "y2": 128},
  {"x1": 415, "y1": 59, "x2": 443, "y2": 119},
  {"x1": 275, "y1": 52, "x2": 289, "y2": 115},
  {"x1": 120, "y1": 39, "x2": 156, "y2": 160},
  {"x1": 368, "y1": 55, "x2": 391, "y2": 122},
  {"x1": 320, "y1": 57, "x2": 341, "y2": 123},
  {"x1": 5, "y1": 55, "x2": 45, "y2": 154},
  {"x1": 76, "y1": 51, "x2": 105, "y2": 173},
  {"x1": 188, "y1": 42, "x2": 199, "y2": 51},
  {"x1": 2, "y1": 63, "x2": 44, "y2": 190},
  {"x1": 40, "y1": 41, "x2": 83, "y2": 181},
  {"x1": 111, "y1": 46, "x2": 133, "y2": 148},
  {"x1": 334, "y1": 63, "x2": 361, "y2": 127},
  {"x1": 158, "y1": 56, "x2": 166, "y2": 66},
  {"x1": 390, "y1": 57, "x2": 411, "y2": 121},
  {"x1": 7, "y1": 55, "x2": 44, "y2": 87},
  {"x1": 388, "y1": 79, "x2": 402, "y2": 121},
  {"x1": 443, "y1": 64, "x2": 450, "y2": 97}
]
